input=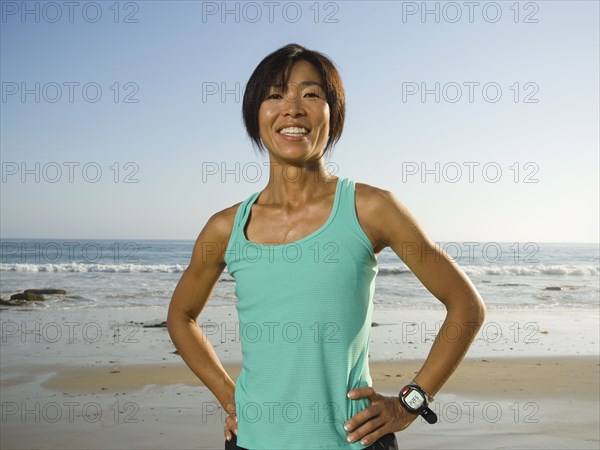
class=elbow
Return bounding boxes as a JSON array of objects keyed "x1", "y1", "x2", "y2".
[
  {"x1": 166, "y1": 305, "x2": 177, "y2": 339},
  {"x1": 446, "y1": 291, "x2": 486, "y2": 331},
  {"x1": 469, "y1": 294, "x2": 486, "y2": 330},
  {"x1": 166, "y1": 303, "x2": 196, "y2": 339},
  {"x1": 166, "y1": 303, "x2": 185, "y2": 339}
]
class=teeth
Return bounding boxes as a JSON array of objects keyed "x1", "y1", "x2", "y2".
[{"x1": 279, "y1": 127, "x2": 309, "y2": 135}]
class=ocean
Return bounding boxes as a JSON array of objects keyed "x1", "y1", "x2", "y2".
[{"x1": 0, "y1": 239, "x2": 598, "y2": 310}]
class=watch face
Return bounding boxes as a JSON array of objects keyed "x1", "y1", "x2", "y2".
[{"x1": 404, "y1": 389, "x2": 425, "y2": 410}]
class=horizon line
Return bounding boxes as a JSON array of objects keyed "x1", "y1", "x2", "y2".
[{"x1": 1, "y1": 237, "x2": 598, "y2": 245}]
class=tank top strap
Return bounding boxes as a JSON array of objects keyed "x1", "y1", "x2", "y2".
[
  {"x1": 233, "y1": 190, "x2": 260, "y2": 234},
  {"x1": 225, "y1": 190, "x2": 260, "y2": 264},
  {"x1": 332, "y1": 177, "x2": 375, "y2": 253},
  {"x1": 334, "y1": 176, "x2": 354, "y2": 224}
]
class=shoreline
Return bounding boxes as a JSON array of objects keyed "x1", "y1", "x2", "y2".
[{"x1": 1, "y1": 306, "x2": 598, "y2": 367}]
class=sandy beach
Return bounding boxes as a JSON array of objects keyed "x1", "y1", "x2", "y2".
[{"x1": 1, "y1": 305, "x2": 599, "y2": 449}]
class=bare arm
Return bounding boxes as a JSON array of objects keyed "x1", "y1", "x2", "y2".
[
  {"x1": 370, "y1": 188, "x2": 486, "y2": 397},
  {"x1": 167, "y1": 208, "x2": 237, "y2": 409},
  {"x1": 335, "y1": 185, "x2": 487, "y2": 446}
]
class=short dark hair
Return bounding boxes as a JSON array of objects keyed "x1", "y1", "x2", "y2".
[{"x1": 242, "y1": 43, "x2": 345, "y2": 159}]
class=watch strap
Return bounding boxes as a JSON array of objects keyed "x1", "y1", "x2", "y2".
[{"x1": 421, "y1": 407, "x2": 438, "y2": 424}]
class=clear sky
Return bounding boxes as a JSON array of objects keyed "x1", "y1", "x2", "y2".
[{"x1": 1, "y1": 0, "x2": 598, "y2": 243}]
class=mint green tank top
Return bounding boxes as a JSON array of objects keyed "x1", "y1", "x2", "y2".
[{"x1": 224, "y1": 177, "x2": 379, "y2": 449}]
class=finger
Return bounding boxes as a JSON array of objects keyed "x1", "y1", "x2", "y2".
[
  {"x1": 347, "y1": 386, "x2": 374, "y2": 399},
  {"x1": 346, "y1": 418, "x2": 387, "y2": 445},
  {"x1": 344, "y1": 401, "x2": 381, "y2": 433},
  {"x1": 225, "y1": 417, "x2": 238, "y2": 435}
]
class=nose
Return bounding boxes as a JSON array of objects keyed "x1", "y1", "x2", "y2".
[{"x1": 283, "y1": 86, "x2": 305, "y2": 116}]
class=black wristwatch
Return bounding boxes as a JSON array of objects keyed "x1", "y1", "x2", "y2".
[{"x1": 398, "y1": 382, "x2": 438, "y2": 424}]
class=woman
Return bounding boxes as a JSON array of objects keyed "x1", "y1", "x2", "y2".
[{"x1": 167, "y1": 43, "x2": 486, "y2": 450}]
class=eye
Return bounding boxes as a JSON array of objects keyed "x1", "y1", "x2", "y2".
[
  {"x1": 305, "y1": 92, "x2": 320, "y2": 98},
  {"x1": 266, "y1": 93, "x2": 282, "y2": 100}
]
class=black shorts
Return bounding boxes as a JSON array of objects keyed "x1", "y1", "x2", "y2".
[{"x1": 224, "y1": 431, "x2": 399, "y2": 450}]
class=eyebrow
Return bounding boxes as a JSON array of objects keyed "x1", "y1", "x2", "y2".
[{"x1": 271, "y1": 81, "x2": 323, "y2": 89}]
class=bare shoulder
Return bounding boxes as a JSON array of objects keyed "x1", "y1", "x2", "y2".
[
  {"x1": 205, "y1": 201, "x2": 242, "y2": 240},
  {"x1": 354, "y1": 181, "x2": 419, "y2": 253},
  {"x1": 189, "y1": 200, "x2": 244, "y2": 268}
]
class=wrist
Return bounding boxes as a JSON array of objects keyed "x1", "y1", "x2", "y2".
[
  {"x1": 219, "y1": 383, "x2": 236, "y2": 410},
  {"x1": 398, "y1": 382, "x2": 438, "y2": 424},
  {"x1": 409, "y1": 380, "x2": 434, "y2": 403}
]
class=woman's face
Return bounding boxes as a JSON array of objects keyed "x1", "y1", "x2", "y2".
[{"x1": 258, "y1": 60, "x2": 330, "y2": 161}]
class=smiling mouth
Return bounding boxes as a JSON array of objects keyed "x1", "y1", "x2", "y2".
[{"x1": 278, "y1": 127, "x2": 310, "y2": 136}]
